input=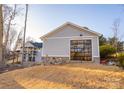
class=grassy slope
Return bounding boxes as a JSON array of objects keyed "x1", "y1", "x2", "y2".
[{"x1": 0, "y1": 63, "x2": 124, "y2": 89}]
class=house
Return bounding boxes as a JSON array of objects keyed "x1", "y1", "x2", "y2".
[
  {"x1": 19, "y1": 41, "x2": 42, "y2": 62},
  {"x1": 41, "y1": 22, "x2": 101, "y2": 63}
]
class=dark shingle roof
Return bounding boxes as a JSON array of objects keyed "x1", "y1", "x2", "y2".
[{"x1": 31, "y1": 42, "x2": 42, "y2": 48}]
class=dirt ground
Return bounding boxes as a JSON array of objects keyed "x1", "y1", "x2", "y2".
[{"x1": 0, "y1": 63, "x2": 123, "y2": 89}]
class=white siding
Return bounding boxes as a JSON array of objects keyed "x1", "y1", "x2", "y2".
[
  {"x1": 92, "y1": 37, "x2": 99, "y2": 57},
  {"x1": 43, "y1": 38, "x2": 70, "y2": 57},
  {"x1": 36, "y1": 50, "x2": 42, "y2": 62},
  {"x1": 42, "y1": 24, "x2": 100, "y2": 58},
  {"x1": 47, "y1": 25, "x2": 97, "y2": 38},
  {"x1": 43, "y1": 36, "x2": 99, "y2": 57}
]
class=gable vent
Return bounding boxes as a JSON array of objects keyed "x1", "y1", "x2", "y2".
[{"x1": 83, "y1": 26, "x2": 89, "y2": 30}]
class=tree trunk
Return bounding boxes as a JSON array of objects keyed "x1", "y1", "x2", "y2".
[
  {"x1": 22, "y1": 4, "x2": 28, "y2": 65},
  {"x1": 3, "y1": 5, "x2": 17, "y2": 64},
  {"x1": 0, "y1": 4, "x2": 4, "y2": 68}
]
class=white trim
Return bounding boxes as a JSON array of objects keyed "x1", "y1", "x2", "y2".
[
  {"x1": 44, "y1": 36, "x2": 98, "y2": 40},
  {"x1": 69, "y1": 39, "x2": 70, "y2": 60},
  {"x1": 93, "y1": 56, "x2": 100, "y2": 57},
  {"x1": 69, "y1": 22, "x2": 101, "y2": 36},
  {"x1": 91, "y1": 39, "x2": 93, "y2": 62},
  {"x1": 47, "y1": 37, "x2": 71, "y2": 39},
  {"x1": 42, "y1": 55, "x2": 69, "y2": 57},
  {"x1": 40, "y1": 22, "x2": 101, "y2": 39},
  {"x1": 97, "y1": 37, "x2": 100, "y2": 57},
  {"x1": 42, "y1": 41, "x2": 44, "y2": 57},
  {"x1": 70, "y1": 37, "x2": 93, "y2": 40},
  {"x1": 41, "y1": 22, "x2": 67, "y2": 39},
  {"x1": 72, "y1": 36, "x2": 97, "y2": 38}
]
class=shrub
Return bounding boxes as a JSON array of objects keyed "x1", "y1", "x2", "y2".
[
  {"x1": 117, "y1": 53, "x2": 124, "y2": 69},
  {"x1": 100, "y1": 45, "x2": 116, "y2": 59}
]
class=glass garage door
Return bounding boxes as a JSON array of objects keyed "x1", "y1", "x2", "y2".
[{"x1": 70, "y1": 40, "x2": 92, "y2": 61}]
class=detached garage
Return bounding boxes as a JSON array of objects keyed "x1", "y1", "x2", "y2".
[{"x1": 40, "y1": 22, "x2": 101, "y2": 63}]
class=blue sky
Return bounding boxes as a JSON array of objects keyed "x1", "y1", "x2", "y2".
[{"x1": 24, "y1": 4, "x2": 124, "y2": 42}]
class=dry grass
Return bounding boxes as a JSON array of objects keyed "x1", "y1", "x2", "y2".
[{"x1": 0, "y1": 63, "x2": 124, "y2": 89}]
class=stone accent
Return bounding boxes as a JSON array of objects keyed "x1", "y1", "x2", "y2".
[
  {"x1": 42, "y1": 56, "x2": 100, "y2": 64},
  {"x1": 42, "y1": 57, "x2": 70, "y2": 65}
]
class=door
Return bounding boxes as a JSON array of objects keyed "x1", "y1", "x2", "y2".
[{"x1": 70, "y1": 39, "x2": 92, "y2": 61}]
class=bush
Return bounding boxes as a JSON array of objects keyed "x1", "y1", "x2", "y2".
[
  {"x1": 100, "y1": 45, "x2": 116, "y2": 59},
  {"x1": 117, "y1": 53, "x2": 124, "y2": 69}
]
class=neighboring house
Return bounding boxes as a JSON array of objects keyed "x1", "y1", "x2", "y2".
[
  {"x1": 18, "y1": 41, "x2": 43, "y2": 62},
  {"x1": 41, "y1": 22, "x2": 101, "y2": 63}
]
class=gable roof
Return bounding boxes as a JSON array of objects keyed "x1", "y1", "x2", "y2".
[
  {"x1": 31, "y1": 42, "x2": 42, "y2": 48},
  {"x1": 26, "y1": 41, "x2": 43, "y2": 48},
  {"x1": 40, "y1": 22, "x2": 101, "y2": 39}
]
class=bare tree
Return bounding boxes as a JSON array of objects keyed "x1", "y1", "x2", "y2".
[
  {"x1": 9, "y1": 29, "x2": 23, "y2": 64},
  {"x1": 111, "y1": 18, "x2": 122, "y2": 58},
  {"x1": 0, "y1": 4, "x2": 4, "y2": 67},
  {"x1": 2, "y1": 5, "x2": 17, "y2": 62},
  {"x1": 13, "y1": 29, "x2": 23, "y2": 51},
  {"x1": 2, "y1": 4, "x2": 23, "y2": 63},
  {"x1": 111, "y1": 19, "x2": 121, "y2": 48},
  {"x1": 3, "y1": 5, "x2": 17, "y2": 49},
  {"x1": 9, "y1": 28, "x2": 17, "y2": 50}
]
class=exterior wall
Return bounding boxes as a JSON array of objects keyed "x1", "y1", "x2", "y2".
[
  {"x1": 20, "y1": 48, "x2": 42, "y2": 62},
  {"x1": 43, "y1": 38, "x2": 70, "y2": 57},
  {"x1": 93, "y1": 57, "x2": 100, "y2": 64},
  {"x1": 46, "y1": 25, "x2": 98, "y2": 38},
  {"x1": 43, "y1": 37, "x2": 99, "y2": 58},
  {"x1": 92, "y1": 37, "x2": 99, "y2": 57},
  {"x1": 42, "y1": 24, "x2": 100, "y2": 63},
  {"x1": 35, "y1": 49, "x2": 42, "y2": 62},
  {"x1": 20, "y1": 42, "x2": 42, "y2": 62}
]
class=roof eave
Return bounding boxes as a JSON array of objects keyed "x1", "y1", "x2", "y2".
[{"x1": 40, "y1": 22, "x2": 101, "y2": 39}]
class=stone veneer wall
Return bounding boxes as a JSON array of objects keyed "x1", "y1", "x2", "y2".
[
  {"x1": 42, "y1": 56, "x2": 100, "y2": 64},
  {"x1": 42, "y1": 57, "x2": 70, "y2": 64}
]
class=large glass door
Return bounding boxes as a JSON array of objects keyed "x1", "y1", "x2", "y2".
[{"x1": 70, "y1": 39, "x2": 92, "y2": 61}]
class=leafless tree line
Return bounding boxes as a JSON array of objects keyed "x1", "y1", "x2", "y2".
[{"x1": 0, "y1": 4, "x2": 28, "y2": 67}]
